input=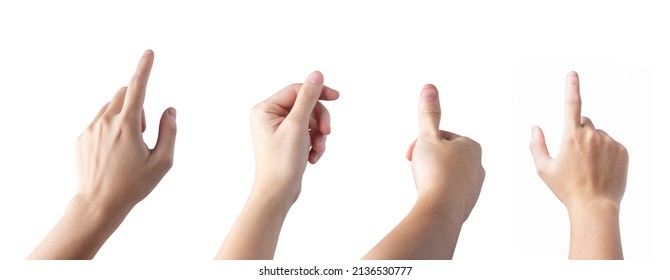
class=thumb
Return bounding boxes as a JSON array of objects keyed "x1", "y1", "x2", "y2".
[
  {"x1": 529, "y1": 125, "x2": 551, "y2": 170},
  {"x1": 287, "y1": 71, "x2": 324, "y2": 126},
  {"x1": 418, "y1": 84, "x2": 441, "y2": 136},
  {"x1": 152, "y1": 107, "x2": 177, "y2": 168}
]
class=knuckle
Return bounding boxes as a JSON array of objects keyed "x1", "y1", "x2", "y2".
[
  {"x1": 566, "y1": 95, "x2": 582, "y2": 104},
  {"x1": 162, "y1": 156, "x2": 174, "y2": 170},
  {"x1": 164, "y1": 122, "x2": 177, "y2": 135},
  {"x1": 420, "y1": 107, "x2": 441, "y2": 120},
  {"x1": 155, "y1": 156, "x2": 174, "y2": 171},
  {"x1": 119, "y1": 114, "x2": 135, "y2": 127},
  {"x1": 162, "y1": 117, "x2": 177, "y2": 134},
  {"x1": 583, "y1": 129, "x2": 597, "y2": 143},
  {"x1": 603, "y1": 134, "x2": 615, "y2": 144},
  {"x1": 472, "y1": 142, "x2": 483, "y2": 155},
  {"x1": 471, "y1": 138, "x2": 483, "y2": 151},
  {"x1": 619, "y1": 144, "x2": 629, "y2": 158},
  {"x1": 153, "y1": 152, "x2": 174, "y2": 170},
  {"x1": 251, "y1": 102, "x2": 268, "y2": 116},
  {"x1": 98, "y1": 114, "x2": 114, "y2": 127},
  {"x1": 129, "y1": 77, "x2": 146, "y2": 89},
  {"x1": 299, "y1": 87, "x2": 320, "y2": 100}
]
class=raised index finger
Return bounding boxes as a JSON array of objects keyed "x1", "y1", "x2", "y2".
[
  {"x1": 122, "y1": 50, "x2": 154, "y2": 119},
  {"x1": 564, "y1": 71, "x2": 582, "y2": 130}
]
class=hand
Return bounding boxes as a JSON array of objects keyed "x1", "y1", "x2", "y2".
[
  {"x1": 216, "y1": 71, "x2": 339, "y2": 259},
  {"x1": 529, "y1": 71, "x2": 627, "y2": 259},
  {"x1": 405, "y1": 84, "x2": 485, "y2": 224},
  {"x1": 529, "y1": 71, "x2": 628, "y2": 212},
  {"x1": 363, "y1": 84, "x2": 484, "y2": 260},
  {"x1": 75, "y1": 49, "x2": 177, "y2": 214},
  {"x1": 29, "y1": 50, "x2": 177, "y2": 259},
  {"x1": 250, "y1": 71, "x2": 339, "y2": 205}
]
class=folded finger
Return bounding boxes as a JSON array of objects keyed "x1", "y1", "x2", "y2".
[{"x1": 312, "y1": 101, "x2": 331, "y2": 135}]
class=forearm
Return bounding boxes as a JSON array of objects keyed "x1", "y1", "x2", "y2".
[
  {"x1": 28, "y1": 195, "x2": 129, "y2": 260},
  {"x1": 567, "y1": 200, "x2": 623, "y2": 260},
  {"x1": 215, "y1": 185, "x2": 293, "y2": 260},
  {"x1": 363, "y1": 196, "x2": 463, "y2": 260}
]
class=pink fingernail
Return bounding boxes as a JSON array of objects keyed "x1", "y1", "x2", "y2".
[
  {"x1": 422, "y1": 89, "x2": 438, "y2": 101},
  {"x1": 167, "y1": 108, "x2": 176, "y2": 118},
  {"x1": 307, "y1": 71, "x2": 324, "y2": 85}
]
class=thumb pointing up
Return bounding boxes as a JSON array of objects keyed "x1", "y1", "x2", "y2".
[{"x1": 418, "y1": 84, "x2": 441, "y2": 137}]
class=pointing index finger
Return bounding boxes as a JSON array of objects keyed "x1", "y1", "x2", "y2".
[
  {"x1": 564, "y1": 71, "x2": 582, "y2": 130},
  {"x1": 122, "y1": 50, "x2": 154, "y2": 119}
]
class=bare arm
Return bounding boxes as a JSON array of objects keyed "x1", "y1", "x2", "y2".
[
  {"x1": 363, "y1": 84, "x2": 485, "y2": 260},
  {"x1": 215, "y1": 185, "x2": 294, "y2": 259},
  {"x1": 530, "y1": 71, "x2": 627, "y2": 259}
]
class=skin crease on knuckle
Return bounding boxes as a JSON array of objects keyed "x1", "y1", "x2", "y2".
[{"x1": 422, "y1": 107, "x2": 441, "y2": 118}]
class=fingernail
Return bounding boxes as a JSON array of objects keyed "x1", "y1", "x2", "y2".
[
  {"x1": 144, "y1": 49, "x2": 153, "y2": 56},
  {"x1": 421, "y1": 87, "x2": 438, "y2": 101},
  {"x1": 531, "y1": 126, "x2": 537, "y2": 137},
  {"x1": 167, "y1": 108, "x2": 176, "y2": 118},
  {"x1": 307, "y1": 71, "x2": 324, "y2": 85}
]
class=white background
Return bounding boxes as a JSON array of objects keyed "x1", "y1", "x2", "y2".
[{"x1": 0, "y1": 0, "x2": 668, "y2": 277}]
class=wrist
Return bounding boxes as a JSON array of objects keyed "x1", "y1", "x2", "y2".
[
  {"x1": 67, "y1": 194, "x2": 130, "y2": 229},
  {"x1": 249, "y1": 179, "x2": 298, "y2": 213},
  {"x1": 566, "y1": 198, "x2": 620, "y2": 221},
  {"x1": 415, "y1": 193, "x2": 466, "y2": 227},
  {"x1": 565, "y1": 198, "x2": 623, "y2": 260}
]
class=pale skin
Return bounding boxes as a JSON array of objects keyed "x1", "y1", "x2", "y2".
[
  {"x1": 215, "y1": 71, "x2": 339, "y2": 259},
  {"x1": 363, "y1": 84, "x2": 485, "y2": 260},
  {"x1": 529, "y1": 71, "x2": 628, "y2": 260},
  {"x1": 28, "y1": 50, "x2": 177, "y2": 259}
]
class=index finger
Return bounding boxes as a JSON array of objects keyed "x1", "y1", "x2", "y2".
[
  {"x1": 122, "y1": 50, "x2": 154, "y2": 118},
  {"x1": 564, "y1": 71, "x2": 582, "y2": 130}
]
